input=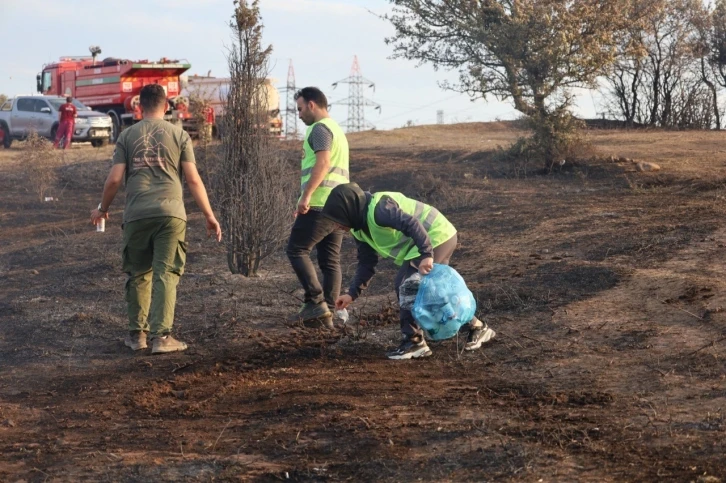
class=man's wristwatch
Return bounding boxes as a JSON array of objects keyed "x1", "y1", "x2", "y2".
[{"x1": 97, "y1": 203, "x2": 107, "y2": 213}]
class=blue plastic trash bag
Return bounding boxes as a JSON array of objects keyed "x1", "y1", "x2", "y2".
[{"x1": 412, "y1": 264, "x2": 476, "y2": 341}]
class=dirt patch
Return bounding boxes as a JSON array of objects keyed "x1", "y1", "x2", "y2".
[{"x1": 2, "y1": 125, "x2": 726, "y2": 481}]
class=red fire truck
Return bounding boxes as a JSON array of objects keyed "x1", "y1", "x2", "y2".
[{"x1": 38, "y1": 51, "x2": 192, "y2": 140}]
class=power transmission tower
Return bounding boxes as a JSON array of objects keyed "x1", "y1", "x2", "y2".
[
  {"x1": 437, "y1": 110, "x2": 444, "y2": 124},
  {"x1": 284, "y1": 60, "x2": 298, "y2": 139},
  {"x1": 331, "y1": 56, "x2": 380, "y2": 132}
]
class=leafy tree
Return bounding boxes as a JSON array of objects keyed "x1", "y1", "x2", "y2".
[{"x1": 385, "y1": 0, "x2": 635, "y2": 166}]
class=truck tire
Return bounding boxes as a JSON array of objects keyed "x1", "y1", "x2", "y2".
[
  {"x1": 91, "y1": 138, "x2": 109, "y2": 148},
  {"x1": 108, "y1": 111, "x2": 120, "y2": 142},
  {"x1": 50, "y1": 124, "x2": 58, "y2": 143},
  {"x1": 0, "y1": 124, "x2": 10, "y2": 149}
]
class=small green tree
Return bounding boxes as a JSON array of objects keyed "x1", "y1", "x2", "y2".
[{"x1": 385, "y1": 0, "x2": 636, "y2": 167}]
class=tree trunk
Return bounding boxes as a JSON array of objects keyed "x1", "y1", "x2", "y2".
[{"x1": 702, "y1": 58, "x2": 721, "y2": 130}]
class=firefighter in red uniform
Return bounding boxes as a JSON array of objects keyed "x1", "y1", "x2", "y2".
[
  {"x1": 54, "y1": 97, "x2": 77, "y2": 149},
  {"x1": 202, "y1": 104, "x2": 215, "y2": 141}
]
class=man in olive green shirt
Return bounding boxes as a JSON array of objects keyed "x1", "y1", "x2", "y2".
[{"x1": 90, "y1": 84, "x2": 221, "y2": 354}]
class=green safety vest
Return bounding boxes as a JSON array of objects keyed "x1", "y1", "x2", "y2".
[
  {"x1": 351, "y1": 192, "x2": 457, "y2": 266},
  {"x1": 301, "y1": 118, "x2": 350, "y2": 207}
]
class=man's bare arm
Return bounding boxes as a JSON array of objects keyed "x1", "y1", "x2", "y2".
[{"x1": 182, "y1": 162, "x2": 222, "y2": 241}]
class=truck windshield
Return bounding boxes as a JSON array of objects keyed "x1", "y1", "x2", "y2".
[
  {"x1": 42, "y1": 72, "x2": 52, "y2": 92},
  {"x1": 47, "y1": 99, "x2": 92, "y2": 111}
]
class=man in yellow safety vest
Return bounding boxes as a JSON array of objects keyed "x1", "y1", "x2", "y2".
[
  {"x1": 322, "y1": 183, "x2": 496, "y2": 359},
  {"x1": 286, "y1": 87, "x2": 350, "y2": 328}
]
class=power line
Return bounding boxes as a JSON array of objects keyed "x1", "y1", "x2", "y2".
[
  {"x1": 331, "y1": 56, "x2": 381, "y2": 132},
  {"x1": 373, "y1": 93, "x2": 461, "y2": 124}
]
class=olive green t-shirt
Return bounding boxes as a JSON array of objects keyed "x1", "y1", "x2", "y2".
[{"x1": 112, "y1": 119, "x2": 195, "y2": 223}]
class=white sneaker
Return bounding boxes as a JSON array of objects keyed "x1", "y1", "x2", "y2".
[
  {"x1": 465, "y1": 323, "x2": 496, "y2": 351},
  {"x1": 386, "y1": 337, "x2": 433, "y2": 360}
]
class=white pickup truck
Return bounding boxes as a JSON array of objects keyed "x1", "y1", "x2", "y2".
[{"x1": 0, "y1": 95, "x2": 113, "y2": 148}]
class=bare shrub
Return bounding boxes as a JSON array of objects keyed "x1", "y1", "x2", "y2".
[
  {"x1": 186, "y1": 86, "x2": 215, "y2": 149},
  {"x1": 211, "y1": 1, "x2": 296, "y2": 277},
  {"x1": 23, "y1": 131, "x2": 62, "y2": 201},
  {"x1": 410, "y1": 172, "x2": 486, "y2": 212}
]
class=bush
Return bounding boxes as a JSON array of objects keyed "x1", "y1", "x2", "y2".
[
  {"x1": 498, "y1": 108, "x2": 593, "y2": 173},
  {"x1": 410, "y1": 172, "x2": 486, "y2": 212},
  {"x1": 23, "y1": 131, "x2": 62, "y2": 201},
  {"x1": 212, "y1": 1, "x2": 296, "y2": 277}
]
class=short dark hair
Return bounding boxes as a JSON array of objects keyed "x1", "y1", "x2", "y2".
[
  {"x1": 66, "y1": 96, "x2": 72, "y2": 103},
  {"x1": 294, "y1": 87, "x2": 328, "y2": 109},
  {"x1": 140, "y1": 84, "x2": 167, "y2": 111}
]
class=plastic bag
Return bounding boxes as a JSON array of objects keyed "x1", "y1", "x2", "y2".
[
  {"x1": 335, "y1": 308, "x2": 349, "y2": 324},
  {"x1": 398, "y1": 272, "x2": 422, "y2": 311},
  {"x1": 412, "y1": 264, "x2": 476, "y2": 341}
]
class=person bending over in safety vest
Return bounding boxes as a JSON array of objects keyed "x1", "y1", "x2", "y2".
[
  {"x1": 54, "y1": 96, "x2": 77, "y2": 149},
  {"x1": 286, "y1": 87, "x2": 350, "y2": 328},
  {"x1": 321, "y1": 182, "x2": 496, "y2": 360}
]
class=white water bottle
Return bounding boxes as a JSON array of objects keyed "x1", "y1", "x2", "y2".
[{"x1": 96, "y1": 204, "x2": 105, "y2": 233}]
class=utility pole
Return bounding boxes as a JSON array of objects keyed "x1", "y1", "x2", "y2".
[
  {"x1": 284, "y1": 60, "x2": 298, "y2": 139},
  {"x1": 331, "y1": 56, "x2": 380, "y2": 132}
]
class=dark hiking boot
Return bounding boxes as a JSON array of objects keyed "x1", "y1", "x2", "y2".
[
  {"x1": 465, "y1": 318, "x2": 496, "y2": 351},
  {"x1": 386, "y1": 336, "x2": 432, "y2": 360},
  {"x1": 151, "y1": 335, "x2": 188, "y2": 354},
  {"x1": 288, "y1": 302, "x2": 333, "y2": 328},
  {"x1": 125, "y1": 331, "x2": 148, "y2": 351}
]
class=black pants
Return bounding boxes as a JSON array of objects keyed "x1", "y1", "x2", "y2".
[
  {"x1": 394, "y1": 234, "x2": 458, "y2": 338},
  {"x1": 286, "y1": 210, "x2": 343, "y2": 307}
]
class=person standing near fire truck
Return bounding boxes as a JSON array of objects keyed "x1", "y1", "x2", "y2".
[
  {"x1": 202, "y1": 104, "x2": 215, "y2": 142},
  {"x1": 53, "y1": 97, "x2": 77, "y2": 149}
]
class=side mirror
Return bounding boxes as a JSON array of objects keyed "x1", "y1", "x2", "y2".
[
  {"x1": 36, "y1": 74, "x2": 42, "y2": 93},
  {"x1": 40, "y1": 107, "x2": 51, "y2": 114}
]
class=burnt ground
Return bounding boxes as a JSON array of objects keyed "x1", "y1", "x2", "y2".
[{"x1": 1, "y1": 123, "x2": 726, "y2": 481}]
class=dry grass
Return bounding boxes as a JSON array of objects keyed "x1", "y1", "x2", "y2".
[
  {"x1": 22, "y1": 131, "x2": 63, "y2": 202},
  {"x1": 4, "y1": 122, "x2": 726, "y2": 481}
]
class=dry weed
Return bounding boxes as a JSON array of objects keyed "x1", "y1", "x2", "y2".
[{"x1": 23, "y1": 131, "x2": 63, "y2": 201}]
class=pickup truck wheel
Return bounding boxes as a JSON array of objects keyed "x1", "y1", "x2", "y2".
[
  {"x1": 50, "y1": 125, "x2": 58, "y2": 142},
  {"x1": 0, "y1": 124, "x2": 10, "y2": 149},
  {"x1": 108, "y1": 111, "x2": 120, "y2": 142},
  {"x1": 91, "y1": 138, "x2": 109, "y2": 148}
]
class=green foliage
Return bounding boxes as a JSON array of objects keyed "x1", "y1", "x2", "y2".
[{"x1": 386, "y1": 0, "x2": 634, "y2": 166}]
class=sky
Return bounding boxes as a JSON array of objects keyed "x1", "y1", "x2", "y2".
[{"x1": 0, "y1": 0, "x2": 603, "y2": 132}]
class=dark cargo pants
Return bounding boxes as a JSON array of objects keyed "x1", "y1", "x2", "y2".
[
  {"x1": 122, "y1": 217, "x2": 187, "y2": 336},
  {"x1": 394, "y1": 234, "x2": 458, "y2": 339}
]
